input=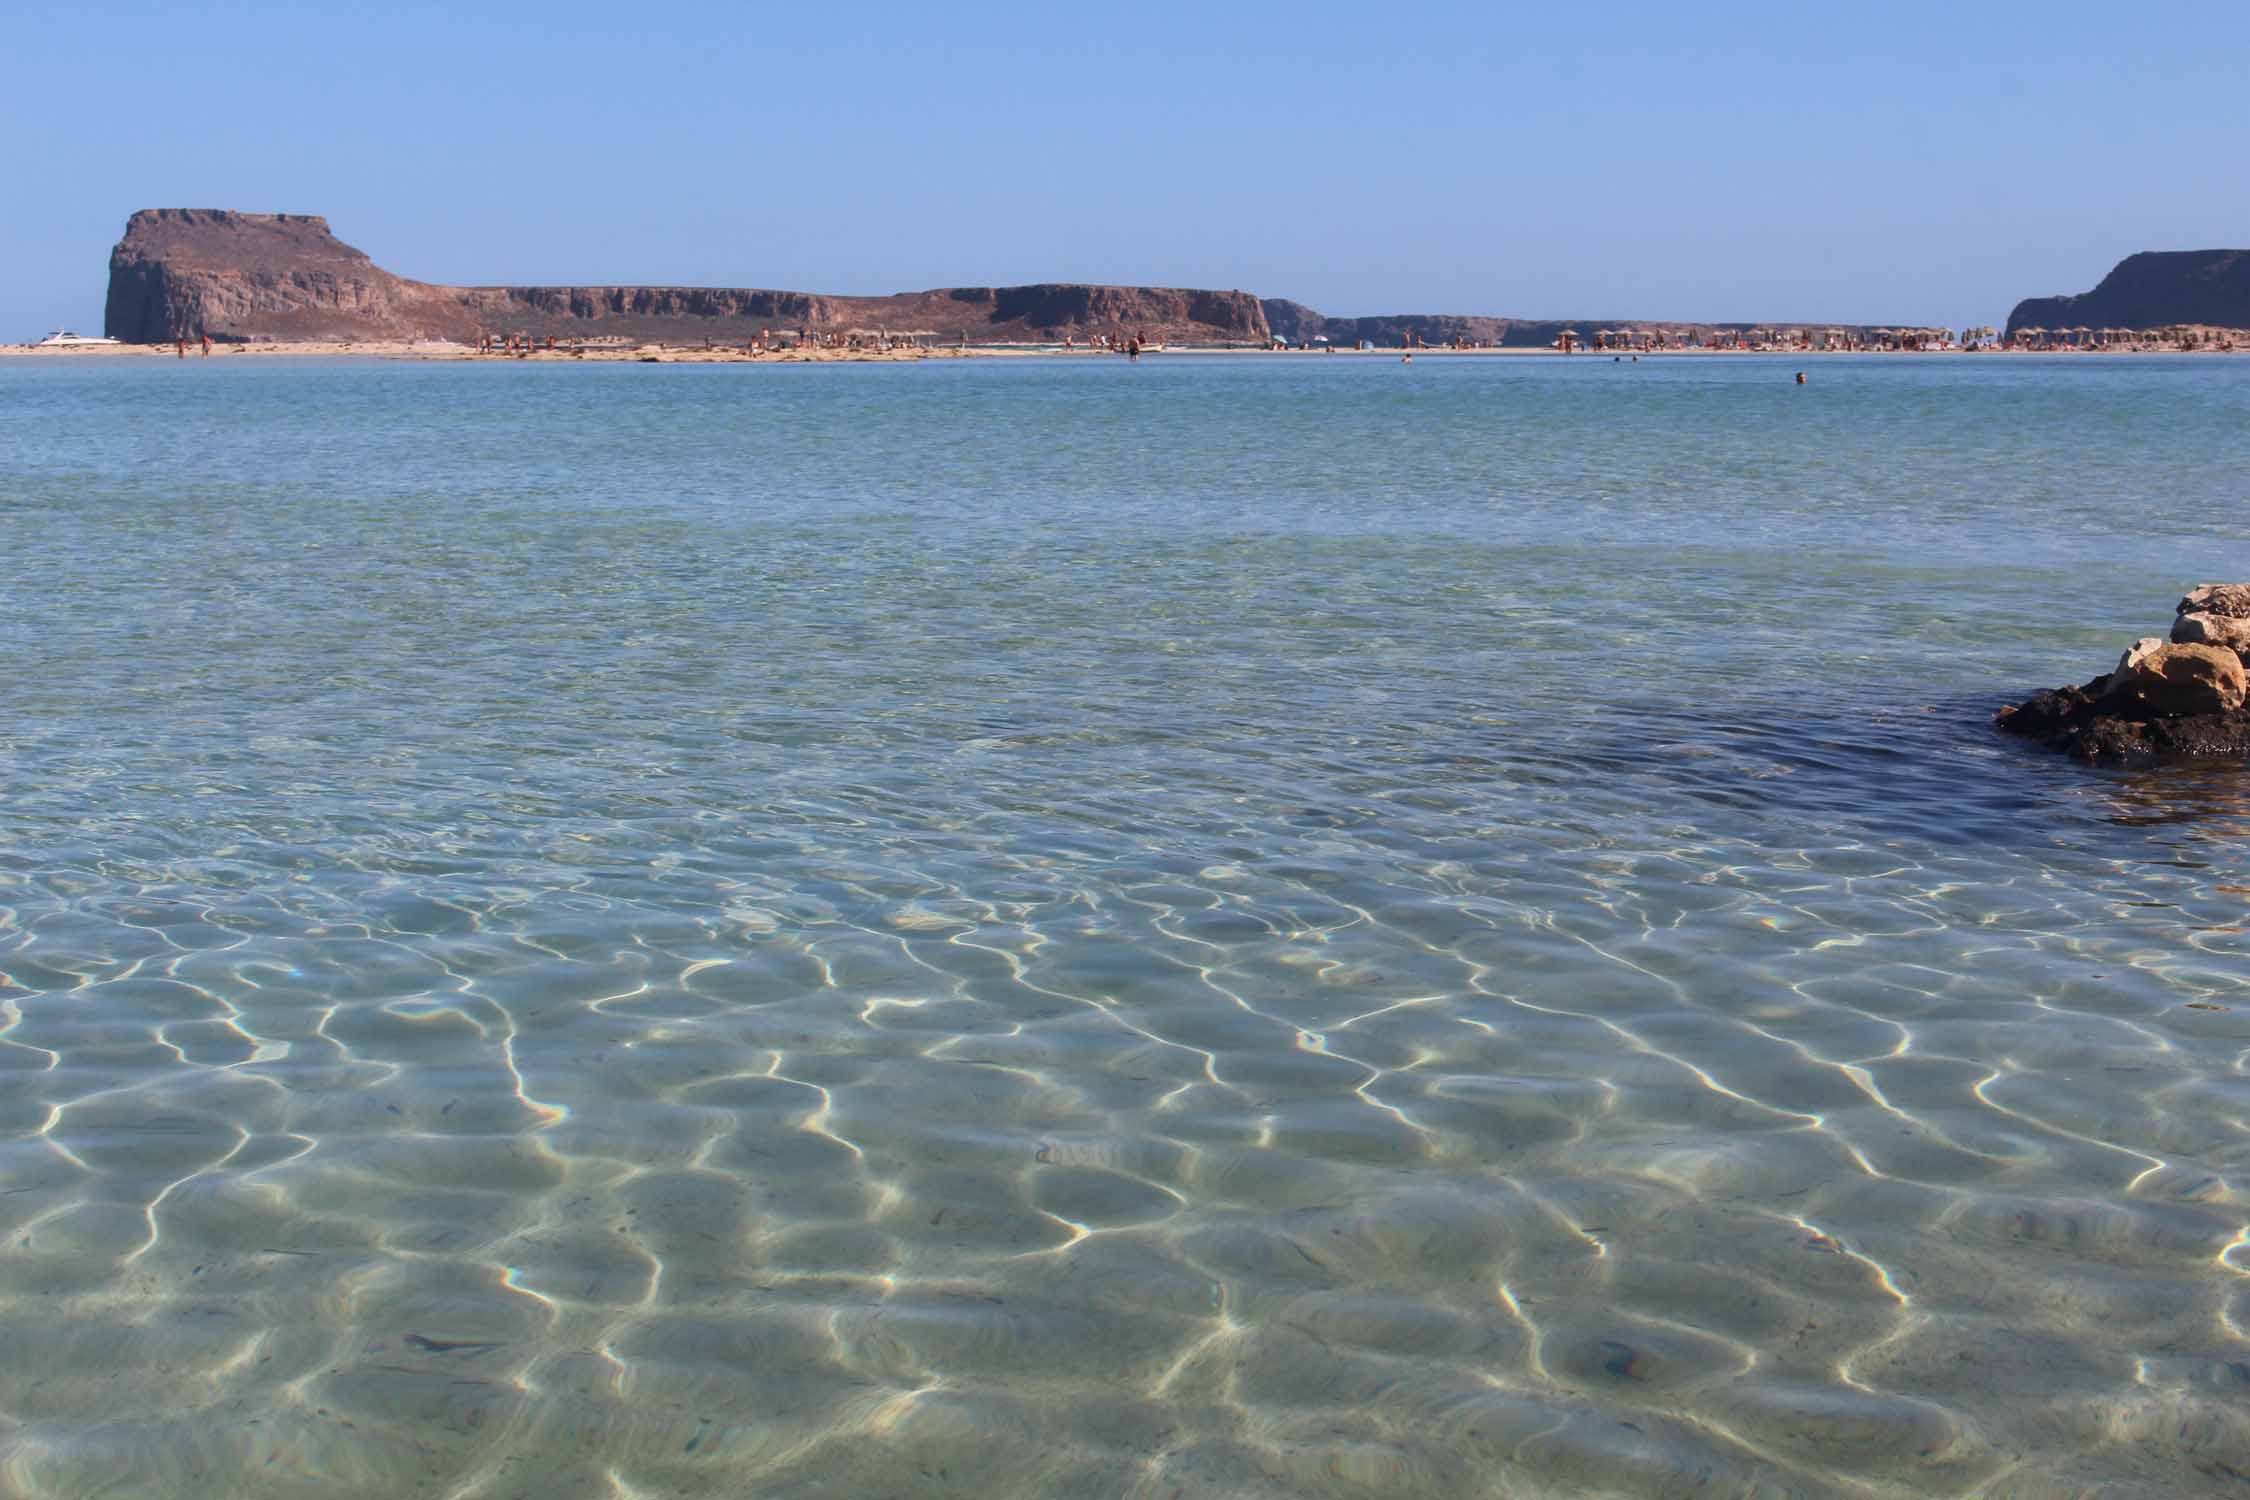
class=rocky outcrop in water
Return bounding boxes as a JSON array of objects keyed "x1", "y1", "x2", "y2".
[
  {"x1": 1997, "y1": 585, "x2": 2250, "y2": 765},
  {"x1": 2006, "y1": 250, "x2": 2250, "y2": 339},
  {"x1": 102, "y1": 210, "x2": 1271, "y2": 345}
]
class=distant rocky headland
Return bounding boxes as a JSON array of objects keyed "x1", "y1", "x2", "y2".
[
  {"x1": 105, "y1": 210, "x2": 1936, "y2": 350},
  {"x1": 103, "y1": 210, "x2": 1272, "y2": 346},
  {"x1": 101, "y1": 209, "x2": 2249, "y2": 354},
  {"x1": 2006, "y1": 250, "x2": 2250, "y2": 340}
]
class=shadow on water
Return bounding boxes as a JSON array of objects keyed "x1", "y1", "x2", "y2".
[
  {"x1": 1471, "y1": 687, "x2": 2250, "y2": 859},
  {"x1": 2098, "y1": 764, "x2": 2250, "y2": 837}
]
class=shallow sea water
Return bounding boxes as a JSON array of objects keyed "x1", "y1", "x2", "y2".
[{"x1": 2, "y1": 352, "x2": 2248, "y2": 1498}]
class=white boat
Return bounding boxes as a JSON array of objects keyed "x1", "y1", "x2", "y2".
[{"x1": 34, "y1": 330, "x2": 122, "y2": 347}]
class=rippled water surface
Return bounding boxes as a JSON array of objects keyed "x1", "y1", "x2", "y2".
[{"x1": 3, "y1": 353, "x2": 2249, "y2": 1498}]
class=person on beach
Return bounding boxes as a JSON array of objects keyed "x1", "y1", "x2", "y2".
[
  {"x1": 201, "y1": 333, "x2": 211, "y2": 357},
  {"x1": 176, "y1": 338, "x2": 185, "y2": 359}
]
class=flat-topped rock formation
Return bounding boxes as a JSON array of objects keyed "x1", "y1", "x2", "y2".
[
  {"x1": 105, "y1": 210, "x2": 474, "y2": 343},
  {"x1": 103, "y1": 210, "x2": 1271, "y2": 345},
  {"x1": 1998, "y1": 585, "x2": 2250, "y2": 766},
  {"x1": 2006, "y1": 250, "x2": 2250, "y2": 340}
]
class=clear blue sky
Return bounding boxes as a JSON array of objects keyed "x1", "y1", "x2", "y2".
[{"x1": 7, "y1": 1, "x2": 2245, "y2": 338}]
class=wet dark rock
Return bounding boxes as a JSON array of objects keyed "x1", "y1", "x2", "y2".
[{"x1": 1997, "y1": 672, "x2": 2250, "y2": 767}]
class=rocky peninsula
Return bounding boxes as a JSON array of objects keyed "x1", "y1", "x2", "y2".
[
  {"x1": 1998, "y1": 585, "x2": 2250, "y2": 766},
  {"x1": 103, "y1": 210, "x2": 1272, "y2": 346},
  {"x1": 101, "y1": 209, "x2": 1955, "y2": 353},
  {"x1": 84, "y1": 209, "x2": 2250, "y2": 357}
]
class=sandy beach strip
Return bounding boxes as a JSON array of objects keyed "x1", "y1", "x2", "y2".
[
  {"x1": 0, "y1": 339, "x2": 1005, "y2": 363},
  {"x1": 4, "y1": 340, "x2": 2242, "y2": 362}
]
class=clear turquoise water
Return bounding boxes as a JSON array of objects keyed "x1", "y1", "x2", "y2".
[{"x1": 2, "y1": 353, "x2": 2247, "y2": 1498}]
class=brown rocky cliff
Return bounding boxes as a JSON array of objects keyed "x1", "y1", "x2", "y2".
[
  {"x1": 101, "y1": 210, "x2": 1271, "y2": 345},
  {"x1": 105, "y1": 209, "x2": 475, "y2": 343},
  {"x1": 986, "y1": 283, "x2": 1263, "y2": 337},
  {"x1": 457, "y1": 286, "x2": 835, "y2": 325}
]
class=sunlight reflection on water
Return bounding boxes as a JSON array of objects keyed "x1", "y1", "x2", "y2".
[{"x1": 1, "y1": 354, "x2": 2247, "y2": 1497}]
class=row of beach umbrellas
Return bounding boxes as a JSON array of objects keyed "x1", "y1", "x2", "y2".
[
  {"x1": 2011, "y1": 326, "x2": 2164, "y2": 341},
  {"x1": 1582, "y1": 327, "x2": 1955, "y2": 342}
]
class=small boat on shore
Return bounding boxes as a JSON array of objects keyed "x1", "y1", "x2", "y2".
[{"x1": 34, "y1": 330, "x2": 122, "y2": 347}]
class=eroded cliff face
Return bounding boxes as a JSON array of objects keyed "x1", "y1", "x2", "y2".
[
  {"x1": 104, "y1": 210, "x2": 474, "y2": 343},
  {"x1": 2007, "y1": 250, "x2": 2250, "y2": 337},
  {"x1": 458, "y1": 286, "x2": 834, "y2": 325},
  {"x1": 100, "y1": 210, "x2": 1272, "y2": 345}
]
